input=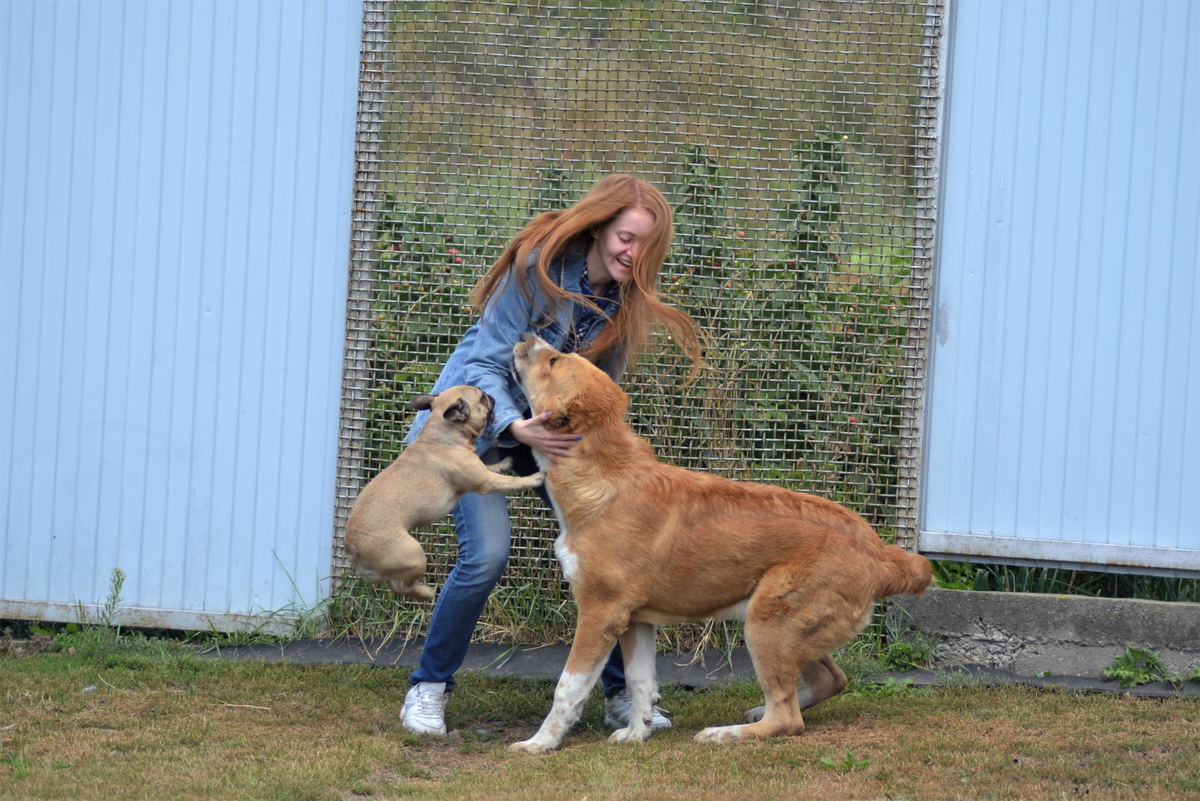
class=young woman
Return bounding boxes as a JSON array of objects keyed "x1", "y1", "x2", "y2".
[{"x1": 399, "y1": 174, "x2": 704, "y2": 736}]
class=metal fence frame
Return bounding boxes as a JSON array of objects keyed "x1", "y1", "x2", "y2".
[{"x1": 332, "y1": 0, "x2": 947, "y2": 632}]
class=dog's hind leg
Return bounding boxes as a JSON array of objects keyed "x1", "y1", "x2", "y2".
[
  {"x1": 609, "y1": 621, "x2": 658, "y2": 744},
  {"x1": 509, "y1": 609, "x2": 627, "y2": 754},
  {"x1": 696, "y1": 619, "x2": 809, "y2": 743},
  {"x1": 743, "y1": 655, "x2": 848, "y2": 723},
  {"x1": 697, "y1": 572, "x2": 857, "y2": 743}
]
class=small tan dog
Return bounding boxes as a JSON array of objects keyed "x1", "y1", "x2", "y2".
[
  {"x1": 344, "y1": 385, "x2": 545, "y2": 600},
  {"x1": 507, "y1": 334, "x2": 932, "y2": 753}
]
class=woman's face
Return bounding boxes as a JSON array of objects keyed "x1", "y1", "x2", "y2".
[{"x1": 586, "y1": 206, "x2": 656, "y2": 290}]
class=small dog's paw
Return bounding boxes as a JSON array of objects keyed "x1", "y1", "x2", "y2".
[
  {"x1": 744, "y1": 705, "x2": 765, "y2": 724},
  {"x1": 390, "y1": 579, "x2": 436, "y2": 601},
  {"x1": 491, "y1": 457, "x2": 514, "y2": 473},
  {"x1": 508, "y1": 738, "x2": 554, "y2": 754}
]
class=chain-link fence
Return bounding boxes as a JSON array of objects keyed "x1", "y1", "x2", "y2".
[{"x1": 333, "y1": 0, "x2": 941, "y2": 643}]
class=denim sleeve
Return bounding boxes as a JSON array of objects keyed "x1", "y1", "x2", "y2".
[{"x1": 461, "y1": 269, "x2": 540, "y2": 448}]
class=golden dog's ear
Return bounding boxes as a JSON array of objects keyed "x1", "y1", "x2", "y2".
[
  {"x1": 544, "y1": 400, "x2": 571, "y2": 431},
  {"x1": 412, "y1": 394, "x2": 437, "y2": 411},
  {"x1": 443, "y1": 398, "x2": 471, "y2": 423}
]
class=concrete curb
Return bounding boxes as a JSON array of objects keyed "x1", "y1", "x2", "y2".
[{"x1": 886, "y1": 587, "x2": 1200, "y2": 679}]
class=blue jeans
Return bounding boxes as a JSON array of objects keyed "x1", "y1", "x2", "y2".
[{"x1": 410, "y1": 446, "x2": 626, "y2": 697}]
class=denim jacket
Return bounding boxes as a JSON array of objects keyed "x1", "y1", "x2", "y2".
[{"x1": 404, "y1": 245, "x2": 626, "y2": 454}]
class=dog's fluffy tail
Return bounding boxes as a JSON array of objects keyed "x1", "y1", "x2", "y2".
[{"x1": 877, "y1": 545, "x2": 933, "y2": 599}]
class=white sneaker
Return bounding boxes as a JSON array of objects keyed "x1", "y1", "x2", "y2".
[
  {"x1": 401, "y1": 681, "x2": 449, "y2": 736},
  {"x1": 604, "y1": 688, "x2": 672, "y2": 730}
]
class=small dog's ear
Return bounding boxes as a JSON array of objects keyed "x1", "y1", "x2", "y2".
[
  {"x1": 443, "y1": 398, "x2": 471, "y2": 423},
  {"x1": 412, "y1": 394, "x2": 437, "y2": 411}
]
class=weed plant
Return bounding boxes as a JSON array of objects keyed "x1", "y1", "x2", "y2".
[{"x1": 932, "y1": 559, "x2": 1200, "y2": 603}]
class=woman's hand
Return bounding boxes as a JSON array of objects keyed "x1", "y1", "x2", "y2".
[{"x1": 509, "y1": 412, "x2": 581, "y2": 462}]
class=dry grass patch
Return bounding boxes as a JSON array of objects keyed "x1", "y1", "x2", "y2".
[{"x1": 2, "y1": 639, "x2": 1199, "y2": 800}]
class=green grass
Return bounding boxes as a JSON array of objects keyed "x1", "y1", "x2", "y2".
[{"x1": 3, "y1": 634, "x2": 1200, "y2": 800}]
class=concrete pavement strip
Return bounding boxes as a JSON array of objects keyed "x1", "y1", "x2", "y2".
[{"x1": 198, "y1": 638, "x2": 1200, "y2": 698}]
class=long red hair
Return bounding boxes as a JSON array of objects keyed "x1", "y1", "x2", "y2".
[{"x1": 470, "y1": 174, "x2": 704, "y2": 379}]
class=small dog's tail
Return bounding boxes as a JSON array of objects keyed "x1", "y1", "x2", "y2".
[{"x1": 877, "y1": 545, "x2": 933, "y2": 599}]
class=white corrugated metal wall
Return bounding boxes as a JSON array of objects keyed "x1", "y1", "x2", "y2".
[
  {"x1": 921, "y1": 0, "x2": 1200, "y2": 575},
  {"x1": 0, "y1": 0, "x2": 364, "y2": 630}
]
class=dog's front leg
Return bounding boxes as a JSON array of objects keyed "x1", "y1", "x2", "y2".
[
  {"x1": 609, "y1": 621, "x2": 658, "y2": 744},
  {"x1": 509, "y1": 614, "x2": 623, "y2": 754}
]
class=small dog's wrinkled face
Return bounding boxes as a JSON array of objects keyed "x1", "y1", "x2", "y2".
[
  {"x1": 413, "y1": 385, "x2": 496, "y2": 437},
  {"x1": 512, "y1": 334, "x2": 625, "y2": 432}
]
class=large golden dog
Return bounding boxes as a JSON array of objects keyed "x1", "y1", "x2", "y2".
[{"x1": 508, "y1": 333, "x2": 932, "y2": 753}]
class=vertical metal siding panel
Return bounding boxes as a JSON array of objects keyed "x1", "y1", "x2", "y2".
[
  {"x1": 1143, "y1": 2, "x2": 1197, "y2": 550},
  {"x1": 280, "y1": 0, "x2": 326, "y2": 608},
  {"x1": 160, "y1": 1, "x2": 210, "y2": 613},
  {"x1": 176, "y1": 0, "x2": 224, "y2": 614},
  {"x1": 926, "y1": 0, "x2": 992, "y2": 534},
  {"x1": 1019, "y1": 0, "x2": 1070, "y2": 542},
  {"x1": 960, "y1": 0, "x2": 1000, "y2": 533},
  {"x1": 967, "y1": 0, "x2": 1015, "y2": 535},
  {"x1": 30, "y1": 3, "x2": 63, "y2": 600},
  {"x1": 234, "y1": 0, "x2": 273, "y2": 616},
  {"x1": 992, "y1": 0, "x2": 1042, "y2": 541},
  {"x1": 275, "y1": 0, "x2": 327, "y2": 608},
  {"x1": 138, "y1": 0, "x2": 180, "y2": 611},
  {"x1": 105, "y1": 2, "x2": 143, "y2": 595},
  {"x1": 302, "y1": 0, "x2": 359, "y2": 608},
  {"x1": 925, "y1": 0, "x2": 1200, "y2": 571},
  {"x1": 259, "y1": 0, "x2": 304, "y2": 612},
  {"x1": 2, "y1": 0, "x2": 361, "y2": 625},
  {"x1": 1104, "y1": 0, "x2": 1148, "y2": 547},
  {"x1": 191, "y1": 0, "x2": 240, "y2": 614},
  {"x1": 61, "y1": 0, "x2": 102, "y2": 604},
  {"x1": 211, "y1": 0, "x2": 260, "y2": 615},
  {"x1": 0, "y1": 2, "x2": 16, "y2": 597},
  {"x1": 1129, "y1": 1, "x2": 1175, "y2": 551},
  {"x1": 4, "y1": 3, "x2": 40, "y2": 601},
  {"x1": 1076, "y1": 3, "x2": 1122, "y2": 546},
  {"x1": 45, "y1": 3, "x2": 85, "y2": 605},
  {"x1": 1163, "y1": 3, "x2": 1200, "y2": 550},
  {"x1": 79, "y1": 2, "x2": 126, "y2": 607},
  {"x1": 1057, "y1": 0, "x2": 1104, "y2": 546}
]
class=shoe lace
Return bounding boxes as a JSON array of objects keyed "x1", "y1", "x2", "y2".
[{"x1": 413, "y1": 689, "x2": 446, "y2": 717}]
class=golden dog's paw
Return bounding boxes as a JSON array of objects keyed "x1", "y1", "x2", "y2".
[
  {"x1": 508, "y1": 738, "x2": 556, "y2": 754},
  {"x1": 694, "y1": 725, "x2": 745, "y2": 744},
  {"x1": 607, "y1": 725, "x2": 651, "y2": 744}
]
